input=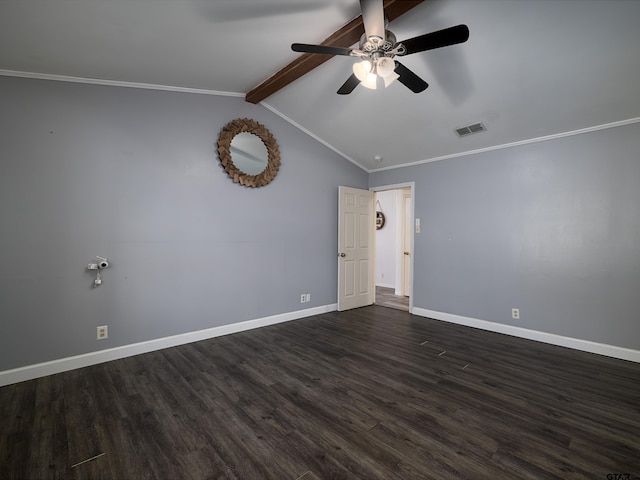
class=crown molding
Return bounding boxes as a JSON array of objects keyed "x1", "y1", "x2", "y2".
[
  {"x1": 0, "y1": 69, "x2": 244, "y2": 97},
  {"x1": 370, "y1": 117, "x2": 640, "y2": 173},
  {"x1": 4, "y1": 69, "x2": 638, "y2": 175}
]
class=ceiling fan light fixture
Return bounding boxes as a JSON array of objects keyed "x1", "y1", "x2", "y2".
[
  {"x1": 353, "y1": 60, "x2": 373, "y2": 82},
  {"x1": 382, "y1": 70, "x2": 399, "y2": 88},
  {"x1": 376, "y1": 56, "x2": 398, "y2": 88},
  {"x1": 362, "y1": 73, "x2": 378, "y2": 90},
  {"x1": 376, "y1": 57, "x2": 395, "y2": 77}
]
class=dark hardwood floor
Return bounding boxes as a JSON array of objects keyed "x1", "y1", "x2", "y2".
[
  {"x1": 1, "y1": 306, "x2": 640, "y2": 479},
  {"x1": 375, "y1": 286, "x2": 409, "y2": 311}
]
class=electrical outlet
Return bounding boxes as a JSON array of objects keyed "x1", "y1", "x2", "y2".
[
  {"x1": 300, "y1": 294, "x2": 306, "y2": 304},
  {"x1": 512, "y1": 308, "x2": 520, "y2": 320},
  {"x1": 97, "y1": 325, "x2": 108, "y2": 340},
  {"x1": 87, "y1": 263, "x2": 98, "y2": 270}
]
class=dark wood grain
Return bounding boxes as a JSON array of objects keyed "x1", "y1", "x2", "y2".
[
  {"x1": 376, "y1": 285, "x2": 409, "y2": 311},
  {"x1": 1, "y1": 305, "x2": 639, "y2": 479}
]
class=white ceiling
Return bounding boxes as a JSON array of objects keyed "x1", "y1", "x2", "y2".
[{"x1": 1, "y1": 0, "x2": 639, "y2": 172}]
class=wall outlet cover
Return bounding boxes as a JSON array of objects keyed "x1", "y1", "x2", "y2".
[{"x1": 97, "y1": 325, "x2": 108, "y2": 340}]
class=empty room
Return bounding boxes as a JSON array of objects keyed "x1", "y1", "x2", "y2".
[{"x1": 1, "y1": 0, "x2": 639, "y2": 478}]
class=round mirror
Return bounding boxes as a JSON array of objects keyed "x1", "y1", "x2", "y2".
[
  {"x1": 230, "y1": 132, "x2": 268, "y2": 175},
  {"x1": 217, "y1": 118, "x2": 281, "y2": 188}
]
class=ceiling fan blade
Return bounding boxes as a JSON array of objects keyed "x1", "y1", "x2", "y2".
[
  {"x1": 360, "y1": 0, "x2": 386, "y2": 41},
  {"x1": 337, "y1": 74, "x2": 361, "y2": 95},
  {"x1": 291, "y1": 43, "x2": 354, "y2": 56},
  {"x1": 399, "y1": 24, "x2": 469, "y2": 56},
  {"x1": 394, "y1": 61, "x2": 428, "y2": 93}
]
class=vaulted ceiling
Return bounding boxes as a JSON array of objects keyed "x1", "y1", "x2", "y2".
[{"x1": 1, "y1": 0, "x2": 639, "y2": 171}]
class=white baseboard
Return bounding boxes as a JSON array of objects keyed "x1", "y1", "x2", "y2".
[
  {"x1": 376, "y1": 282, "x2": 395, "y2": 289},
  {"x1": 0, "y1": 304, "x2": 338, "y2": 387},
  {"x1": 412, "y1": 307, "x2": 640, "y2": 363}
]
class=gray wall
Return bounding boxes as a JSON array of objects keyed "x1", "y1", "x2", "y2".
[
  {"x1": 370, "y1": 122, "x2": 640, "y2": 350},
  {"x1": 0, "y1": 76, "x2": 367, "y2": 371},
  {"x1": 2, "y1": 74, "x2": 638, "y2": 372}
]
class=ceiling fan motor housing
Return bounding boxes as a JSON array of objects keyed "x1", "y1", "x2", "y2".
[{"x1": 359, "y1": 30, "x2": 403, "y2": 58}]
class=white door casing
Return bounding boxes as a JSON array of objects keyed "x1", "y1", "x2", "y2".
[
  {"x1": 402, "y1": 194, "x2": 412, "y2": 297},
  {"x1": 338, "y1": 186, "x2": 374, "y2": 311}
]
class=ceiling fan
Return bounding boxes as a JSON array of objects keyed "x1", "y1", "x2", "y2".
[{"x1": 291, "y1": 0, "x2": 469, "y2": 94}]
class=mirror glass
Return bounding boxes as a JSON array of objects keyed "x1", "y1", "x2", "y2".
[
  {"x1": 217, "y1": 118, "x2": 280, "y2": 188},
  {"x1": 230, "y1": 132, "x2": 268, "y2": 176}
]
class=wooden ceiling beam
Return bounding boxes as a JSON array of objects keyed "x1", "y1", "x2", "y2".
[{"x1": 245, "y1": 0, "x2": 425, "y2": 104}]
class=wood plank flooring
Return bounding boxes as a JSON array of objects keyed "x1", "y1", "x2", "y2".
[
  {"x1": 1, "y1": 305, "x2": 640, "y2": 479},
  {"x1": 375, "y1": 286, "x2": 409, "y2": 311}
]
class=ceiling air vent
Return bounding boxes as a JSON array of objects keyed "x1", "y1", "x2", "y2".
[{"x1": 455, "y1": 122, "x2": 486, "y2": 137}]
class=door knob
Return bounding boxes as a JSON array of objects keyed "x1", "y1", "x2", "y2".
[
  {"x1": 404, "y1": 251, "x2": 410, "y2": 256},
  {"x1": 339, "y1": 253, "x2": 346, "y2": 257}
]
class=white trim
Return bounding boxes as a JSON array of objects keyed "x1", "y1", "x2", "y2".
[
  {"x1": 413, "y1": 307, "x2": 640, "y2": 363},
  {"x1": 370, "y1": 182, "x2": 415, "y2": 313},
  {"x1": 7, "y1": 69, "x2": 637, "y2": 177},
  {"x1": 0, "y1": 69, "x2": 244, "y2": 97},
  {"x1": 369, "y1": 182, "x2": 415, "y2": 193},
  {"x1": 394, "y1": 191, "x2": 404, "y2": 296},
  {"x1": 0, "y1": 304, "x2": 337, "y2": 387},
  {"x1": 376, "y1": 282, "x2": 395, "y2": 289},
  {"x1": 260, "y1": 102, "x2": 367, "y2": 172},
  {"x1": 0, "y1": 70, "x2": 365, "y2": 170},
  {"x1": 369, "y1": 117, "x2": 640, "y2": 173}
]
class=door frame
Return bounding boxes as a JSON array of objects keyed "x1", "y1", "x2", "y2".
[
  {"x1": 370, "y1": 182, "x2": 415, "y2": 313},
  {"x1": 401, "y1": 191, "x2": 412, "y2": 297}
]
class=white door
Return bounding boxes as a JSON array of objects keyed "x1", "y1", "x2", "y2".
[
  {"x1": 338, "y1": 186, "x2": 374, "y2": 311},
  {"x1": 402, "y1": 194, "x2": 412, "y2": 296}
]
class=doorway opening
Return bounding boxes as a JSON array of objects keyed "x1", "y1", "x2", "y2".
[{"x1": 372, "y1": 184, "x2": 414, "y2": 312}]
